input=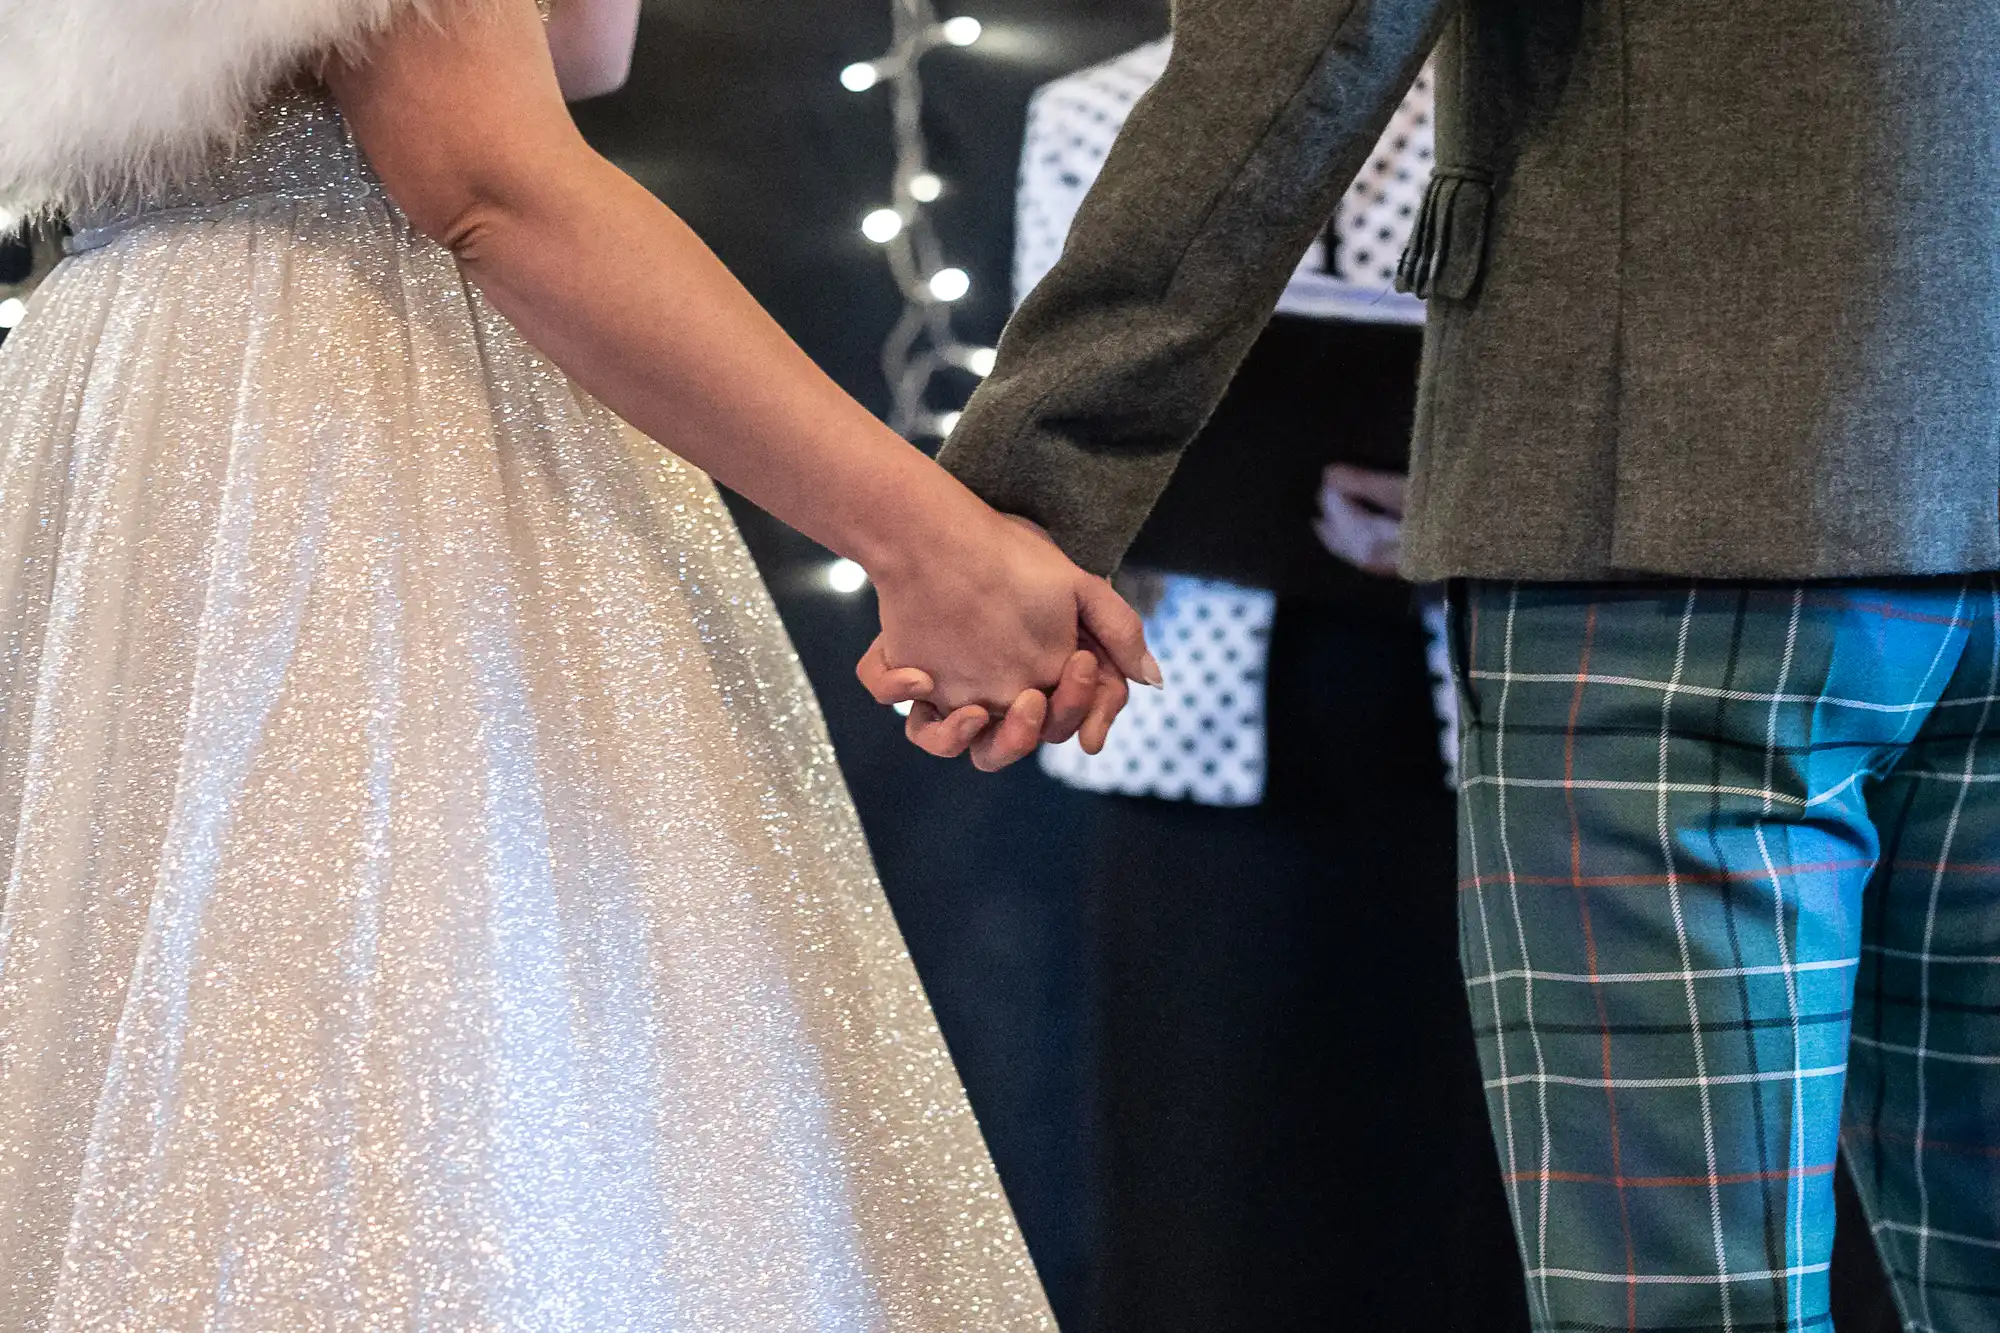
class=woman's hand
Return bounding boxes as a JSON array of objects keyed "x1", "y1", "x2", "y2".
[{"x1": 856, "y1": 514, "x2": 1157, "y2": 770}]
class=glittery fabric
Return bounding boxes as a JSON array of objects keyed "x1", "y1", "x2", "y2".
[{"x1": 0, "y1": 89, "x2": 1055, "y2": 1332}]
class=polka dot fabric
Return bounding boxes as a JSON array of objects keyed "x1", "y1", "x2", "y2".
[
  {"x1": 1013, "y1": 41, "x2": 1437, "y2": 306},
  {"x1": 1330, "y1": 68, "x2": 1435, "y2": 287},
  {"x1": 1020, "y1": 43, "x2": 1439, "y2": 807},
  {"x1": 1012, "y1": 40, "x2": 1173, "y2": 304},
  {"x1": 1040, "y1": 580, "x2": 1274, "y2": 807}
]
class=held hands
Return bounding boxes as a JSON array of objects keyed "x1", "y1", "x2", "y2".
[
  {"x1": 856, "y1": 513, "x2": 1158, "y2": 772},
  {"x1": 851, "y1": 464, "x2": 1403, "y2": 772}
]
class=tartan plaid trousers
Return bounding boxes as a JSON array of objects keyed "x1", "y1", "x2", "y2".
[{"x1": 1451, "y1": 579, "x2": 2000, "y2": 1333}]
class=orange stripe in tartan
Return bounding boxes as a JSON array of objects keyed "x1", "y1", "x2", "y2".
[
  {"x1": 1460, "y1": 857, "x2": 2000, "y2": 890},
  {"x1": 1791, "y1": 592, "x2": 1975, "y2": 628},
  {"x1": 1508, "y1": 1163, "x2": 1838, "y2": 1188},
  {"x1": 1563, "y1": 602, "x2": 1638, "y2": 1331},
  {"x1": 1458, "y1": 859, "x2": 1877, "y2": 892}
]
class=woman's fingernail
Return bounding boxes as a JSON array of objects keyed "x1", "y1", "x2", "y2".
[{"x1": 1139, "y1": 654, "x2": 1164, "y2": 688}]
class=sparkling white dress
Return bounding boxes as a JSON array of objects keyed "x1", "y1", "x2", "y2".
[{"x1": 0, "y1": 89, "x2": 1054, "y2": 1331}]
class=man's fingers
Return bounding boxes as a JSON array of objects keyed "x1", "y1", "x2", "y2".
[
  {"x1": 1077, "y1": 578, "x2": 1160, "y2": 687},
  {"x1": 973, "y1": 690, "x2": 1048, "y2": 772},
  {"x1": 903, "y1": 701, "x2": 949, "y2": 752},
  {"x1": 1078, "y1": 669, "x2": 1130, "y2": 755},
  {"x1": 1042, "y1": 650, "x2": 1099, "y2": 744},
  {"x1": 907, "y1": 701, "x2": 988, "y2": 758},
  {"x1": 856, "y1": 637, "x2": 936, "y2": 705},
  {"x1": 870, "y1": 666, "x2": 938, "y2": 705}
]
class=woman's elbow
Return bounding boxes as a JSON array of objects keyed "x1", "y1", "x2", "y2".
[
  {"x1": 387, "y1": 174, "x2": 512, "y2": 264},
  {"x1": 365, "y1": 129, "x2": 587, "y2": 262}
]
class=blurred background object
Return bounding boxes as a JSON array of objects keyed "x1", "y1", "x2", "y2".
[{"x1": 0, "y1": 217, "x2": 61, "y2": 349}]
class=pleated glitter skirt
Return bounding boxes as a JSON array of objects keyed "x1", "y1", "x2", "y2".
[{"x1": 0, "y1": 94, "x2": 1052, "y2": 1332}]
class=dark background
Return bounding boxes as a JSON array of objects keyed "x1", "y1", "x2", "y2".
[{"x1": 573, "y1": 2, "x2": 1167, "y2": 1322}]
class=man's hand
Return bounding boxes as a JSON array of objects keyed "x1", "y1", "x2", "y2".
[
  {"x1": 860, "y1": 638, "x2": 1135, "y2": 771},
  {"x1": 856, "y1": 518, "x2": 1152, "y2": 772},
  {"x1": 860, "y1": 627, "x2": 1135, "y2": 770}
]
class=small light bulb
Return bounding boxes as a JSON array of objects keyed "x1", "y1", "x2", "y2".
[
  {"x1": 826, "y1": 558, "x2": 870, "y2": 595},
  {"x1": 937, "y1": 411, "x2": 963, "y2": 437},
  {"x1": 861, "y1": 209, "x2": 904, "y2": 243},
  {"x1": 840, "y1": 62, "x2": 880, "y2": 92},
  {"x1": 0, "y1": 298, "x2": 25, "y2": 330},
  {"x1": 928, "y1": 268, "x2": 971, "y2": 302},
  {"x1": 941, "y1": 16, "x2": 983, "y2": 46},
  {"x1": 908, "y1": 172, "x2": 943, "y2": 203},
  {"x1": 966, "y1": 347, "x2": 998, "y2": 377}
]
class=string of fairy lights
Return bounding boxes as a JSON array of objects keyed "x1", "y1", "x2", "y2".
[{"x1": 841, "y1": 2, "x2": 997, "y2": 444}]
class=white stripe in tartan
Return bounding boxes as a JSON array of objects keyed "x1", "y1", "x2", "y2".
[
  {"x1": 1655, "y1": 588, "x2": 1736, "y2": 1331},
  {"x1": 1875, "y1": 1221, "x2": 2000, "y2": 1252},
  {"x1": 1528, "y1": 1263, "x2": 1834, "y2": 1285},
  {"x1": 1483, "y1": 1065, "x2": 1846, "y2": 1092},
  {"x1": 1463, "y1": 776, "x2": 1811, "y2": 806},
  {"x1": 1907, "y1": 595, "x2": 1982, "y2": 729},
  {"x1": 1866, "y1": 946, "x2": 2000, "y2": 966},
  {"x1": 1496, "y1": 588, "x2": 1557, "y2": 1323},
  {"x1": 1465, "y1": 959, "x2": 1858, "y2": 988},
  {"x1": 1759, "y1": 588, "x2": 1810, "y2": 1321},
  {"x1": 1800, "y1": 770, "x2": 1870, "y2": 809},
  {"x1": 1850, "y1": 1035, "x2": 2000, "y2": 1066},
  {"x1": 1459, "y1": 644, "x2": 1538, "y2": 1325},
  {"x1": 1799, "y1": 583, "x2": 1961, "y2": 1325},
  {"x1": 1759, "y1": 592, "x2": 1805, "y2": 812},
  {"x1": 1462, "y1": 772, "x2": 2000, "y2": 810},
  {"x1": 1466, "y1": 671, "x2": 1959, "y2": 712},
  {"x1": 1470, "y1": 669, "x2": 2000, "y2": 713},
  {"x1": 1908, "y1": 583, "x2": 2000, "y2": 1331},
  {"x1": 1897, "y1": 770, "x2": 2000, "y2": 784}
]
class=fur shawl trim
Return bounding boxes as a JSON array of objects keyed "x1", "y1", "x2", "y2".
[{"x1": 0, "y1": 0, "x2": 431, "y2": 214}]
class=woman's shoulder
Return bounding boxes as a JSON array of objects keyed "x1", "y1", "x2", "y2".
[{"x1": 0, "y1": 0, "x2": 429, "y2": 214}]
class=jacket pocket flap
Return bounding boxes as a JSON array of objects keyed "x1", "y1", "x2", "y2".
[{"x1": 1395, "y1": 170, "x2": 1494, "y2": 302}]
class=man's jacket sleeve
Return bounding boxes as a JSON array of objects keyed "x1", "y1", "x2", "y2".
[{"x1": 937, "y1": 0, "x2": 1454, "y2": 575}]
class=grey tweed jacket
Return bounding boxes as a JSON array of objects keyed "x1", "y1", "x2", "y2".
[{"x1": 936, "y1": 0, "x2": 2000, "y2": 582}]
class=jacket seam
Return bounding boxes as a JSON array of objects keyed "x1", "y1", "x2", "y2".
[
  {"x1": 1002, "y1": 0, "x2": 1371, "y2": 534},
  {"x1": 1161, "y1": 0, "x2": 1368, "y2": 294}
]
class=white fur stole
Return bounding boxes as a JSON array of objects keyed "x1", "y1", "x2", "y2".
[{"x1": 0, "y1": 0, "x2": 432, "y2": 214}]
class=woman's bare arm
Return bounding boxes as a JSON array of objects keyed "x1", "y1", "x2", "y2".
[
  {"x1": 326, "y1": 0, "x2": 1152, "y2": 721},
  {"x1": 546, "y1": 0, "x2": 640, "y2": 101}
]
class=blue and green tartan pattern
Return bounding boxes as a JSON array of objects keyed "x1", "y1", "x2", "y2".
[{"x1": 1452, "y1": 579, "x2": 2000, "y2": 1333}]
